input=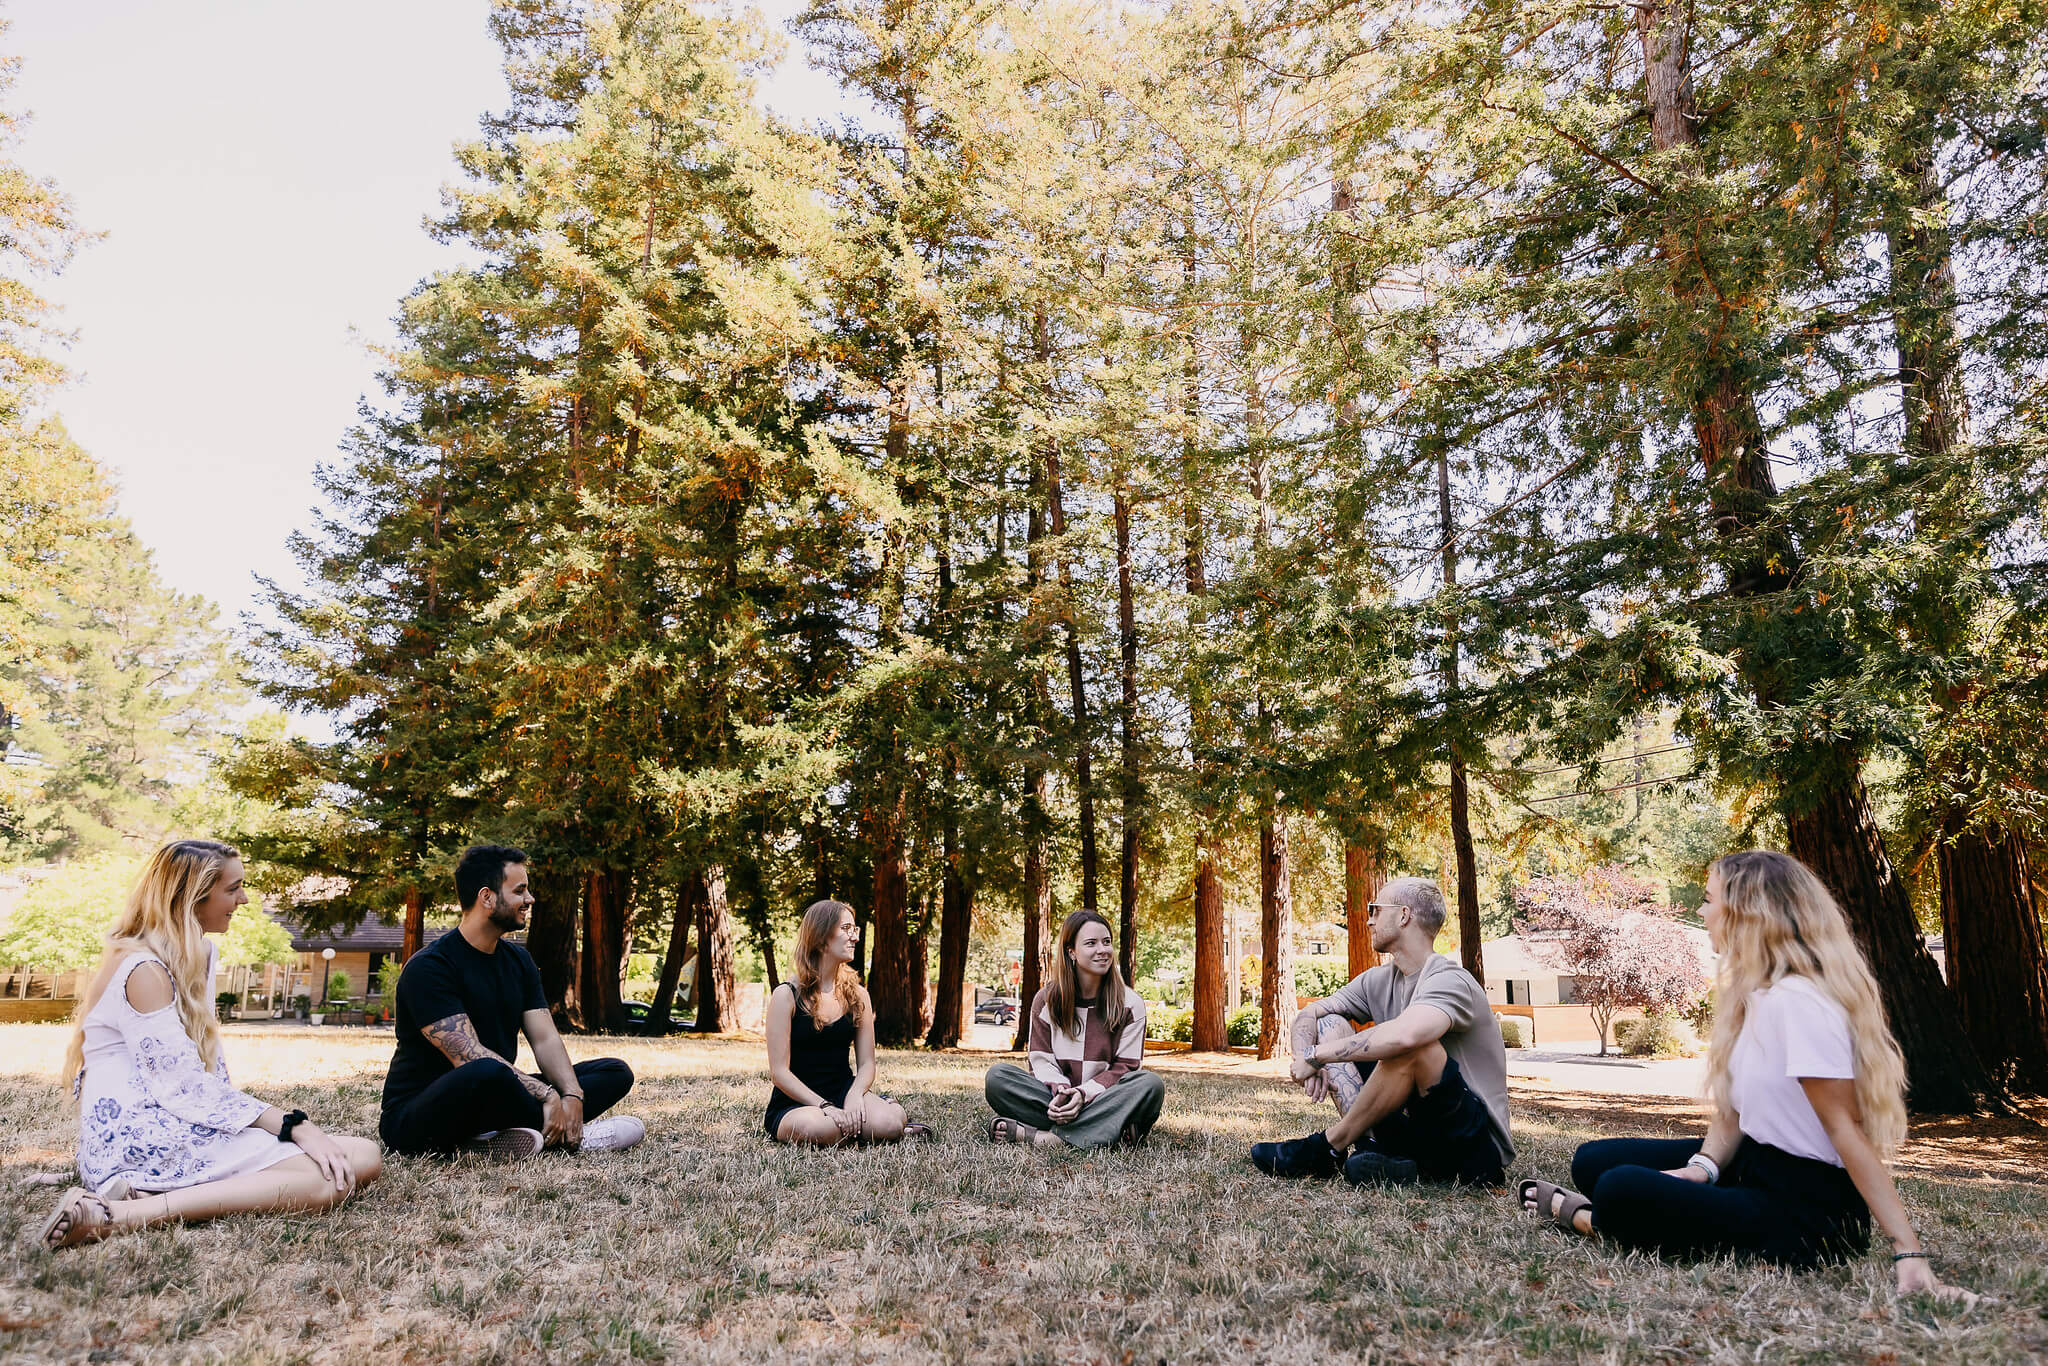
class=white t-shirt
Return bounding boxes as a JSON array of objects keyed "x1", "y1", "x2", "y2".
[{"x1": 1726, "y1": 974, "x2": 1856, "y2": 1166}]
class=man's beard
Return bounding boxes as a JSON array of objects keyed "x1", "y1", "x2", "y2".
[{"x1": 488, "y1": 904, "x2": 526, "y2": 934}]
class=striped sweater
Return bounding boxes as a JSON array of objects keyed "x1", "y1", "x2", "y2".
[{"x1": 1026, "y1": 985, "x2": 1148, "y2": 1100}]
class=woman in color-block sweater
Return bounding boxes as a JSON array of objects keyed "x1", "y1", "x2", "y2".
[{"x1": 986, "y1": 910, "x2": 1164, "y2": 1150}]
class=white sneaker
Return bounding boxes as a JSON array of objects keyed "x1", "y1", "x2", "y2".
[
  {"x1": 461, "y1": 1127, "x2": 544, "y2": 1162},
  {"x1": 578, "y1": 1114, "x2": 646, "y2": 1153}
]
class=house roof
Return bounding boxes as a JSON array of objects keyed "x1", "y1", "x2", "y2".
[{"x1": 269, "y1": 910, "x2": 500, "y2": 955}]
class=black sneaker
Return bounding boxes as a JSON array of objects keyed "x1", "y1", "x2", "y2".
[
  {"x1": 1344, "y1": 1148, "x2": 1420, "y2": 1186},
  {"x1": 1250, "y1": 1131, "x2": 1343, "y2": 1178}
]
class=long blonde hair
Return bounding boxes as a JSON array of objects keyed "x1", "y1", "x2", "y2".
[
  {"x1": 62, "y1": 839, "x2": 239, "y2": 1093},
  {"x1": 789, "y1": 899, "x2": 865, "y2": 1026},
  {"x1": 1705, "y1": 850, "x2": 1908, "y2": 1157},
  {"x1": 1047, "y1": 910, "x2": 1132, "y2": 1041}
]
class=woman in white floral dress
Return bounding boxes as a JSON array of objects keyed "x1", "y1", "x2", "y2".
[{"x1": 37, "y1": 840, "x2": 382, "y2": 1250}]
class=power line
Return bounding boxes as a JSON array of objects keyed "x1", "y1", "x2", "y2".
[
  {"x1": 1516, "y1": 743, "x2": 1694, "y2": 778},
  {"x1": 1522, "y1": 770, "x2": 1705, "y2": 805}
]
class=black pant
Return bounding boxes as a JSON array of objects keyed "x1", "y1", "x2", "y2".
[
  {"x1": 1357, "y1": 1056, "x2": 1508, "y2": 1186},
  {"x1": 380, "y1": 1058, "x2": 634, "y2": 1155},
  {"x1": 1572, "y1": 1135, "x2": 1870, "y2": 1268}
]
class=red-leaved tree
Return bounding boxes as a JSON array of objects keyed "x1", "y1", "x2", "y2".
[{"x1": 1513, "y1": 867, "x2": 1708, "y2": 1056}]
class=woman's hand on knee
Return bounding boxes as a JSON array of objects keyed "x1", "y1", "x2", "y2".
[{"x1": 862, "y1": 1100, "x2": 906, "y2": 1141}]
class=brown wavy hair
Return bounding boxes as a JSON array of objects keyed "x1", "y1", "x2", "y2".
[
  {"x1": 789, "y1": 899, "x2": 866, "y2": 1026},
  {"x1": 1047, "y1": 910, "x2": 1131, "y2": 1040}
]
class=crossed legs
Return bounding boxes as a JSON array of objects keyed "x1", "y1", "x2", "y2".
[
  {"x1": 775, "y1": 1097, "x2": 908, "y2": 1146},
  {"x1": 1321, "y1": 1034, "x2": 1449, "y2": 1153}
]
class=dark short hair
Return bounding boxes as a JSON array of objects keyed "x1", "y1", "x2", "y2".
[{"x1": 456, "y1": 844, "x2": 529, "y2": 910}]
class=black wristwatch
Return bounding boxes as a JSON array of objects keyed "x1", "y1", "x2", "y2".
[{"x1": 277, "y1": 1109, "x2": 310, "y2": 1143}]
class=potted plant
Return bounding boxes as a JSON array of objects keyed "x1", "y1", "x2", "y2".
[
  {"x1": 292, "y1": 993, "x2": 312, "y2": 1023},
  {"x1": 372, "y1": 959, "x2": 402, "y2": 1025},
  {"x1": 215, "y1": 990, "x2": 241, "y2": 1022}
]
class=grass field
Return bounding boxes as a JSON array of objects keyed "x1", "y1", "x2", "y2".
[{"x1": 2, "y1": 1025, "x2": 2044, "y2": 1364}]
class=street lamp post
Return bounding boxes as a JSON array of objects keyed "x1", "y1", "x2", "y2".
[{"x1": 320, "y1": 947, "x2": 335, "y2": 1005}]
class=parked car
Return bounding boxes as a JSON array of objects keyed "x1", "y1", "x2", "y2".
[
  {"x1": 621, "y1": 1000, "x2": 695, "y2": 1034},
  {"x1": 974, "y1": 996, "x2": 1018, "y2": 1026}
]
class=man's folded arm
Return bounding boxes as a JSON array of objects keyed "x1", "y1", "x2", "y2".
[{"x1": 421, "y1": 1012, "x2": 554, "y2": 1103}]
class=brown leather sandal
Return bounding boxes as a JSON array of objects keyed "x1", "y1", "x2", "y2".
[
  {"x1": 37, "y1": 1186, "x2": 115, "y2": 1251},
  {"x1": 988, "y1": 1116, "x2": 1034, "y2": 1145}
]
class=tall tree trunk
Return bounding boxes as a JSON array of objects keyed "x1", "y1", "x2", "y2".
[
  {"x1": 1044, "y1": 408, "x2": 1098, "y2": 915},
  {"x1": 526, "y1": 869, "x2": 581, "y2": 1029},
  {"x1": 578, "y1": 869, "x2": 629, "y2": 1035},
  {"x1": 1191, "y1": 850, "x2": 1227, "y2": 1052},
  {"x1": 400, "y1": 885, "x2": 425, "y2": 964},
  {"x1": 692, "y1": 865, "x2": 737, "y2": 1034},
  {"x1": 1181, "y1": 216, "x2": 1226, "y2": 1053},
  {"x1": 1438, "y1": 443, "x2": 1483, "y2": 984},
  {"x1": 867, "y1": 794, "x2": 918, "y2": 1044},
  {"x1": 910, "y1": 884, "x2": 934, "y2": 1037},
  {"x1": 649, "y1": 878, "x2": 697, "y2": 1033},
  {"x1": 1344, "y1": 844, "x2": 1383, "y2": 980},
  {"x1": 928, "y1": 789, "x2": 973, "y2": 1049},
  {"x1": 1637, "y1": 0, "x2": 1989, "y2": 1108},
  {"x1": 1886, "y1": 119, "x2": 2048, "y2": 1095},
  {"x1": 1114, "y1": 473, "x2": 1142, "y2": 984},
  {"x1": 1258, "y1": 815, "x2": 1296, "y2": 1058},
  {"x1": 1014, "y1": 774, "x2": 1054, "y2": 1051},
  {"x1": 1785, "y1": 770, "x2": 1992, "y2": 1113}
]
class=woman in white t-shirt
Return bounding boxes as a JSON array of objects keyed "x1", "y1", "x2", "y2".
[{"x1": 1518, "y1": 850, "x2": 1975, "y2": 1302}]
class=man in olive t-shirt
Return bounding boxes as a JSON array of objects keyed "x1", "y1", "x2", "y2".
[{"x1": 1251, "y1": 876, "x2": 1513, "y2": 1187}]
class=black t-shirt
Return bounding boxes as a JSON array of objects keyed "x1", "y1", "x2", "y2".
[{"x1": 380, "y1": 929, "x2": 546, "y2": 1114}]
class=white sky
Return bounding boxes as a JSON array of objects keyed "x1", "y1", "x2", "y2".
[{"x1": 9, "y1": 0, "x2": 845, "y2": 635}]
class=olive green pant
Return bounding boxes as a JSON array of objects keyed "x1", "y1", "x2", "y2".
[{"x1": 983, "y1": 1062, "x2": 1166, "y2": 1149}]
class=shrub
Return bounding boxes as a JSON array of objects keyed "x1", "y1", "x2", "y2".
[
  {"x1": 1683, "y1": 989, "x2": 1715, "y2": 1038},
  {"x1": 1226, "y1": 1004, "x2": 1260, "y2": 1048},
  {"x1": 1294, "y1": 960, "x2": 1351, "y2": 1000},
  {"x1": 326, "y1": 970, "x2": 352, "y2": 1001},
  {"x1": 1147, "y1": 1006, "x2": 1189, "y2": 1042},
  {"x1": 215, "y1": 991, "x2": 240, "y2": 1020},
  {"x1": 1497, "y1": 1017, "x2": 1524, "y2": 1049},
  {"x1": 1614, "y1": 1012, "x2": 1681, "y2": 1057},
  {"x1": 375, "y1": 957, "x2": 402, "y2": 1004}
]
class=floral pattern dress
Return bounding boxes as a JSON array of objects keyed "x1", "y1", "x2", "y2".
[{"x1": 75, "y1": 948, "x2": 300, "y2": 1195}]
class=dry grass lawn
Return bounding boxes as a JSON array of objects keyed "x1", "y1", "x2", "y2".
[{"x1": 3, "y1": 1024, "x2": 2045, "y2": 1364}]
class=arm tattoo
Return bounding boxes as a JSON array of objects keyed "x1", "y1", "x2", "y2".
[
  {"x1": 421, "y1": 1013, "x2": 554, "y2": 1102},
  {"x1": 1319, "y1": 1025, "x2": 1378, "y2": 1063}
]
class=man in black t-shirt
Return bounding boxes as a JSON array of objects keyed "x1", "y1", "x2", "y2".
[{"x1": 380, "y1": 844, "x2": 643, "y2": 1160}]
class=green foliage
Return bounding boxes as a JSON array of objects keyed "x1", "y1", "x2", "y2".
[
  {"x1": 374, "y1": 957, "x2": 402, "y2": 1004},
  {"x1": 1614, "y1": 1013, "x2": 1684, "y2": 1060},
  {"x1": 1226, "y1": 1004, "x2": 1260, "y2": 1049},
  {"x1": 1294, "y1": 959, "x2": 1352, "y2": 1001},
  {"x1": 1146, "y1": 1006, "x2": 1190, "y2": 1043},
  {"x1": 325, "y1": 969, "x2": 351, "y2": 1001},
  {"x1": 1498, "y1": 1018, "x2": 1524, "y2": 1050},
  {"x1": 0, "y1": 853, "x2": 135, "y2": 969},
  {"x1": 218, "y1": 903, "x2": 295, "y2": 970}
]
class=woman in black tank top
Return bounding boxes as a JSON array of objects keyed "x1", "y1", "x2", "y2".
[{"x1": 764, "y1": 900, "x2": 931, "y2": 1145}]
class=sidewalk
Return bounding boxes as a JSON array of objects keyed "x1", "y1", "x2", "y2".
[{"x1": 1506, "y1": 1041, "x2": 1706, "y2": 1098}]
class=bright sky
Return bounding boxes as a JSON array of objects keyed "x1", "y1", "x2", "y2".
[{"x1": 9, "y1": 0, "x2": 844, "y2": 634}]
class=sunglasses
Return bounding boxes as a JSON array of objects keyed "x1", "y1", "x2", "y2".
[{"x1": 1364, "y1": 902, "x2": 1406, "y2": 923}]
